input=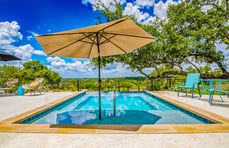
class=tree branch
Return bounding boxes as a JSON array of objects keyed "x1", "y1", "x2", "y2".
[
  {"x1": 192, "y1": 53, "x2": 228, "y2": 74},
  {"x1": 136, "y1": 67, "x2": 152, "y2": 79},
  {"x1": 185, "y1": 58, "x2": 201, "y2": 73},
  {"x1": 151, "y1": 58, "x2": 161, "y2": 76},
  {"x1": 218, "y1": 24, "x2": 229, "y2": 40},
  {"x1": 149, "y1": 71, "x2": 188, "y2": 80},
  {"x1": 166, "y1": 61, "x2": 183, "y2": 71}
]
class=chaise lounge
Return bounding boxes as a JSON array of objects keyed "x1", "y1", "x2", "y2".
[
  {"x1": 0, "y1": 78, "x2": 19, "y2": 95},
  {"x1": 22, "y1": 78, "x2": 44, "y2": 95}
]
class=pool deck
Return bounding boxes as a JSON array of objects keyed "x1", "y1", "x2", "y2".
[{"x1": 0, "y1": 91, "x2": 229, "y2": 147}]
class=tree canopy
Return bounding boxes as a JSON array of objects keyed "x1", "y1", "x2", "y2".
[{"x1": 90, "y1": 0, "x2": 229, "y2": 79}]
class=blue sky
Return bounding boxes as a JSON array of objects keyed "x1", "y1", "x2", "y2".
[{"x1": 0, "y1": 0, "x2": 227, "y2": 78}]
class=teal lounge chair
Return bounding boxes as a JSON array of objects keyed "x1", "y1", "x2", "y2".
[{"x1": 177, "y1": 73, "x2": 200, "y2": 98}]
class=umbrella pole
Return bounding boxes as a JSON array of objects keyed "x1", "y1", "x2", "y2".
[{"x1": 96, "y1": 33, "x2": 102, "y2": 120}]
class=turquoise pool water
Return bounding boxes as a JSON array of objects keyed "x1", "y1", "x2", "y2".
[{"x1": 20, "y1": 92, "x2": 214, "y2": 125}]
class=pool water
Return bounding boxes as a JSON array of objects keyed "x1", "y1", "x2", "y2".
[{"x1": 20, "y1": 92, "x2": 214, "y2": 125}]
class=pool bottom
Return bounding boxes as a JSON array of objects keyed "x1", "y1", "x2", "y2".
[
  {"x1": 27, "y1": 109, "x2": 213, "y2": 125},
  {"x1": 19, "y1": 91, "x2": 215, "y2": 125},
  {"x1": 56, "y1": 110, "x2": 161, "y2": 125}
]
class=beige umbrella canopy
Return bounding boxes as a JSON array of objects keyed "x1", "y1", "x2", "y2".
[{"x1": 35, "y1": 17, "x2": 157, "y2": 120}]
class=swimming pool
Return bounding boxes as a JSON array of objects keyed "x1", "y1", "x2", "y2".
[{"x1": 20, "y1": 91, "x2": 214, "y2": 125}]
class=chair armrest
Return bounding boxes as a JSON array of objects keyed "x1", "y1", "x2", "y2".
[
  {"x1": 22, "y1": 85, "x2": 29, "y2": 89},
  {"x1": 0, "y1": 85, "x2": 16, "y2": 90}
]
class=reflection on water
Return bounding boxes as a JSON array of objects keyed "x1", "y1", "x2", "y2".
[{"x1": 56, "y1": 110, "x2": 161, "y2": 125}]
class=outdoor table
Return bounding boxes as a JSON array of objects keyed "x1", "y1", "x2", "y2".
[{"x1": 199, "y1": 79, "x2": 229, "y2": 102}]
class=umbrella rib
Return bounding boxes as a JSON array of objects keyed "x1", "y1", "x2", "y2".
[
  {"x1": 47, "y1": 32, "x2": 95, "y2": 55},
  {"x1": 98, "y1": 18, "x2": 128, "y2": 33},
  {"x1": 82, "y1": 33, "x2": 97, "y2": 45},
  {"x1": 88, "y1": 36, "x2": 96, "y2": 58},
  {"x1": 37, "y1": 32, "x2": 95, "y2": 37},
  {"x1": 101, "y1": 34, "x2": 127, "y2": 54},
  {"x1": 103, "y1": 32, "x2": 156, "y2": 40},
  {"x1": 100, "y1": 34, "x2": 116, "y2": 45}
]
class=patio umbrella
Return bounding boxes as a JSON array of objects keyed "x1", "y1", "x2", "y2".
[
  {"x1": 0, "y1": 50, "x2": 21, "y2": 61},
  {"x1": 34, "y1": 17, "x2": 157, "y2": 120}
]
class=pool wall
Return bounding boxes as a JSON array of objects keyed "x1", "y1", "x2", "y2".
[{"x1": 0, "y1": 90, "x2": 229, "y2": 134}]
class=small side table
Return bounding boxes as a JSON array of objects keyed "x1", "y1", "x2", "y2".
[{"x1": 17, "y1": 86, "x2": 25, "y2": 96}]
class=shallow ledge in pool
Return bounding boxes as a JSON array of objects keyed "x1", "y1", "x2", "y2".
[{"x1": 0, "y1": 90, "x2": 229, "y2": 134}]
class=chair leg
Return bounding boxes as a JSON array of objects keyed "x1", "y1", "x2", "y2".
[
  {"x1": 218, "y1": 92, "x2": 224, "y2": 102},
  {"x1": 192, "y1": 88, "x2": 194, "y2": 98},
  {"x1": 210, "y1": 91, "x2": 215, "y2": 104},
  {"x1": 177, "y1": 87, "x2": 180, "y2": 96},
  {"x1": 209, "y1": 91, "x2": 212, "y2": 103},
  {"x1": 199, "y1": 89, "x2": 205, "y2": 100},
  {"x1": 38, "y1": 89, "x2": 41, "y2": 94},
  {"x1": 198, "y1": 85, "x2": 201, "y2": 97}
]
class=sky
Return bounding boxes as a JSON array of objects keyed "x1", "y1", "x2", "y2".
[{"x1": 0, "y1": 0, "x2": 228, "y2": 78}]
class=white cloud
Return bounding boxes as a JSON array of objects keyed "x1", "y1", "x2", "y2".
[
  {"x1": 0, "y1": 21, "x2": 46, "y2": 62},
  {"x1": 154, "y1": 0, "x2": 179, "y2": 19},
  {"x1": 142, "y1": 16, "x2": 156, "y2": 25},
  {"x1": 2, "y1": 44, "x2": 46, "y2": 61},
  {"x1": 123, "y1": 3, "x2": 149, "y2": 22},
  {"x1": 135, "y1": 0, "x2": 154, "y2": 8},
  {"x1": 201, "y1": 5, "x2": 213, "y2": 14},
  {"x1": 27, "y1": 30, "x2": 38, "y2": 36},
  {"x1": 0, "y1": 21, "x2": 23, "y2": 44},
  {"x1": 33, "y1": 50, "x2": 46, "y2": 56},
  {"x1": 82, "y1": 0, "x2": 126, "y2": 11},
  {"x1": 47, "y1": 57, "x2": 89, "y2": 74},
  {"x1": 46, "y1": 56, "x2": 146, "y2": 78},
  {"x1": 47, "y1": 57, "x2": 64, "y2": 63},
  {"x1": 27, "y1": 35, "x2": 33, "y2": 40},
  {"x1": 82, "y1": 0, "x2": 96, "y2": 5},
  {"x1": 82, "y1": 0, "x2": 179, "y2": 24},
  {"x1": 201, "y1": 0, "x2": 223, "y2": 14}
]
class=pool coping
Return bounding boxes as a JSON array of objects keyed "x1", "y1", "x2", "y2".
[{"x1": 0, "y1": 90, "x2": 229, "y2": 134}]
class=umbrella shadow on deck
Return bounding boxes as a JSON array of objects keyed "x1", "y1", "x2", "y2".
[
  {"x1": 210, "y1": 103, "x2": 229, "y2": 108},
  {"x1": 0, "y1": 93, "x2": 45, "y2": 98},
  {"x1": 178, "y1": 95, "x2": 200, "y2": 99}
]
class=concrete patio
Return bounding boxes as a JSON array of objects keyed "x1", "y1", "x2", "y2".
[{"x1": 0, "y1": 91, "x2": 229, "y2": 148}]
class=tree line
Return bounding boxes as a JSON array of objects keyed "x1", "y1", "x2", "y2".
[{"x1": 0, "y1": 60, "x2": 227, "y2": 92}]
